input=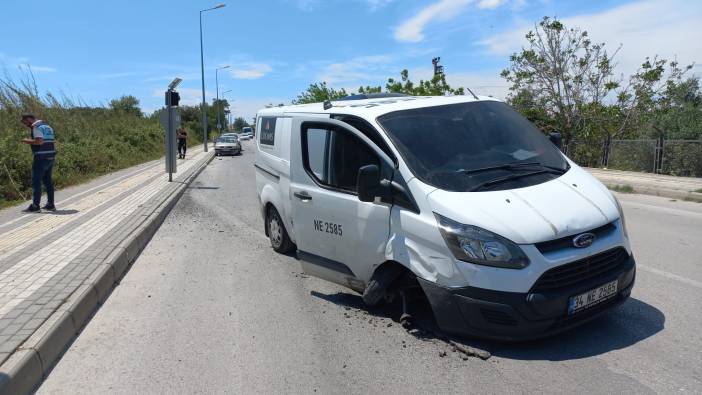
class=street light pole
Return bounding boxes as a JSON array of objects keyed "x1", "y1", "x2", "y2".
[
  {"x1": 221, "y1": 89, "x2": 232, "y2": 131},
  {"x1": 215, "y1": 65, "x2": 230, "y2": 136},
  {"x1": 199, "y1": 3, "x2": 226, "y2": 153}
]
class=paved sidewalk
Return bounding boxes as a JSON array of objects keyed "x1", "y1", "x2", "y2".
[
  {"x1": 0, "y1": 146, "x2": 213, "y2": 394},
  {"x1": 586, "y1": 168, "x2": 702, "y2": 201}
]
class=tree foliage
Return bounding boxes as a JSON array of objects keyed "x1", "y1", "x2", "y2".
[
  {"x1": 109, "y1": 95, "x2": 142, "y2": 117},
  {"x1": 500, "y1": 17, "x2": 620, "y2": 144},
  {"x1": 294, "y1": 69, "x2": 466, "y2": 105},
  {"x1": 501, "y1": 16, "x2": 700, "y2": 172},
  {"x1": 232, "y1": 116, "x2": 249, "y2": 131},
  {"x1": 293, "y1": 82, "x2": 348, "y2": 104},
  {"x1": 386, "y1": 69, "x2": 464, "y2": 96}
]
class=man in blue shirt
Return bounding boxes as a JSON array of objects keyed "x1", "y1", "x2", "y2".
[{"x1": 20, "y1": 114, "x2": 57, "y2": 212}]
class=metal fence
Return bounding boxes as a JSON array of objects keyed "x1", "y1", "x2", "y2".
[{"x1": 564, "y1": 138, "x2": 702, "y2": 177}]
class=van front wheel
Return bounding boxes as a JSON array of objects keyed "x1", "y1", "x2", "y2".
[{"x1": 267, "y1": 206, "x2": 295, "y2": 253}]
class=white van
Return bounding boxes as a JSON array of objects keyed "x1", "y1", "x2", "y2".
[{"x1": 254, "y1": 94, "x2": 635, "y2": 340}]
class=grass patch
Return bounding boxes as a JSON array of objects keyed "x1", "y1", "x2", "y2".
[
  {"x1": 607, "y1": 184, "x2": 635, "y2": 194},
  {"x1": 682, "y1": 195, "x2": 702, "y2": 203},
  {"x1": 694, "y1": 188, "x2": 702, "y2": 193}
]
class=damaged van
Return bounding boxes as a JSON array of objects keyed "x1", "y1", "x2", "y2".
[{"x1": 254, "y1": 94, "x2": 635, "y2": 340}]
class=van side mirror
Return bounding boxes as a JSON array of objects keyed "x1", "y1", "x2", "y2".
[
  {"x1": 549, "y1": 132, "x2": 562, "y2": 150},
  {"x1": 357, "y1": 165, "x2": 381, "y2": 202}
]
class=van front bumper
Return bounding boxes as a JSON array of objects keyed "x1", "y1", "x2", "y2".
[{"x1": 418, "y1": 254, "x2": 636, "y2": 342}]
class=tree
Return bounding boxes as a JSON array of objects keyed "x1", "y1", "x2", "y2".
[
  {"x1": 109, "y1": 95, "x2": 142, "y2": 117},
  {"x1": 500, "y1": 17, "x2": 620, "y2": 144},
  {"x1": 358, "y1": 85, "x2": 382, "y2": 94},
  {"x1": 232, "y1": 117, "x2": 249, "y2": 131},
  {"x1": 615, "y1": 57, "x2": 695, "y2": 139},
  {"x1": 209, "y1": 98, "x2": 230, "y2": 132},
  {"x1": 387, "y1": 69, "x2": 464, "y2": 96},
  {"x1": 294, "y1": 68, "x2": 466, "y2": 105},
  {"x1": 293, "y1": 82, "x2": 348, "y2": 104}
]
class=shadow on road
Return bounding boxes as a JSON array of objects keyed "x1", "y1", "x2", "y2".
[
  {"x1": 487, "y1": 298, "x2": 665, "y2": 361},
  {"x1": 187, "y1": 186, "x2": 220, "y2": 190},
  {"x1": 311, "y1": 290, "x2": 664, "y2": 361}
]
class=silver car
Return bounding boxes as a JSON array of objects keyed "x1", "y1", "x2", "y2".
[{"x1": 214, "y1": 135, "x2": 241, "y2": 156}]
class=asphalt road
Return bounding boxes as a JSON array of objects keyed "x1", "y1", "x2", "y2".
[{"x1": 39, "y1": 140, "x2": 702, "y2": 394}]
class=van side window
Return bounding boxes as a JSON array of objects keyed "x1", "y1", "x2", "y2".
[
  {"x1": 328, "y1": 131, "x2": 380, "y2": 192},
  {"x1": 302, "y1": 126, "x2": 380, "y2": 194},
  {"x1": 305, "y1": 128, "x2": 329, "y2": 181}
]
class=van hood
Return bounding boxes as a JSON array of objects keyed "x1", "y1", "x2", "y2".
[{"x1": 426, "y1": 166, "x2": 619, "y2": 244}]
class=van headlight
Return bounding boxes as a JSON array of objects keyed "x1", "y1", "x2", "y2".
[
  {"x1": 613, "y1": 196, "x2": 629, "y2": 237},
  {"x1": 434, "y1": 213, "x2": 529, "y2": 269}
]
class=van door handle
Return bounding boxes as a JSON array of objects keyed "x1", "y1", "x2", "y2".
[{"x1": 294, "y1": 191, "x2": 312, "y2": 201}]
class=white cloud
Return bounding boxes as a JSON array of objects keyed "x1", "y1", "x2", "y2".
[
  {"x1": 231, "y1": 97, "x2": 290, "y2": 121},
  {"x1": 318, "y1": 55, "x2": 394, "y2": 85},
  {"x1": 97, "y1": 71, "x2": 140, "y2": 80},
  {"x1": 0, "y1": 53, "x2": 56, "y2": 73},
  {"x1": 478, "y1": 0, "x2": 505, "y2": 9},
  {"x1": 229, "y1": 63, "x2": 273, "y2": 80},
  {"x1": 480, "y1": 0, "x2": 702, "y2": 78},
  {"x1": 26, "y1": 65, "x2": 56, "y2": 73},
  {"x1": 395, "y1": 0, "x2": 473, "y2": 43},
  {"x1": 292, "y1": 0, "x2": 394, "y2": 12},
  {"x1": 365, "y1": 0, "x2": 396, "y2": 12}
]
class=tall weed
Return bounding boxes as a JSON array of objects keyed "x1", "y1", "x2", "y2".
[{"x1": 0, "y1": 72, "x2": 180, "y2": 207}]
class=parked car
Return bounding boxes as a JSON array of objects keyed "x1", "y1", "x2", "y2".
[
  {"x1": 214, "y1": 135, "x2": 241, "y2": 156},
  {"x1": 254, "y1": 94, "x2": 635, "y2": 341}
]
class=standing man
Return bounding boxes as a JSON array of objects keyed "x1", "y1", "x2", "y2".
[
  {"x1": 20, "y1": 113, "x2": 56, "y2": 212},
  {"x1": 177, "y1": 127, "x2": 188, "y2": 159}
]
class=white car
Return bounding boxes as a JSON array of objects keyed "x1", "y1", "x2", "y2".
[
  {"x1": 239, "y1": 127, "x2": 254, "y2": 140},
  {"x1": 254, "y1": 95, "x2": 634, "y2": 341}
]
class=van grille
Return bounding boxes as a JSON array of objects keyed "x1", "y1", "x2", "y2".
[
  {"x1": 535, "y1": 222, "x2": 617, "y2": 254},
  {"x1": 531, "y1": 248, "x2": 629, "y2": 293}
]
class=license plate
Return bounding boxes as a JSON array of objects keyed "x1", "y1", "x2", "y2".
[{"x1": 568, "y1": 280, "x2": 618, "y2": 315}]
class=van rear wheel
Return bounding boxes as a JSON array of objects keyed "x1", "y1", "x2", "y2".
[{"x1": 267, "y1": 206, "x2": 295, "y2": 253}]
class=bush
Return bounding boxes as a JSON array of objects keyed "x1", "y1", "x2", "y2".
[
  {"x1": 661, "y1": 141, "x2": 702, "y2": 177},
  {"x1": 0, "y1": 74, "x2": 189, "y2": 207}
]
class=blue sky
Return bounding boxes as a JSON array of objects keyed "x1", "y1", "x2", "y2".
[{"x1": 1, "y1": 0, "x2": 700, "y2": 120}]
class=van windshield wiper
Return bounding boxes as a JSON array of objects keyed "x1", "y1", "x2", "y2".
[
  {"x1": 457, "y1": 161, "x2": 567, "y2": 175},
  {"x1": 469, "y1": 169, "x2": 553, "y2": 192}
]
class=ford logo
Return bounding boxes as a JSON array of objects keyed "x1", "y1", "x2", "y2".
[{"x1": 573, "y1": 233, "x2": 595, "y2": 248}]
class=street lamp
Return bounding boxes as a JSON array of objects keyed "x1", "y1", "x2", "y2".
[
  {"x1": 199, "y1": 3, "x2": 226, "y2": 152},
  {"x1": 215, "y1": 65, "x2": 230, "y2": 135},
  {"x1": 221, "y1": 89, "x2": 232, "y2": 131}
]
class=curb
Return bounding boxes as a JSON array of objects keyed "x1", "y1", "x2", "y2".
[
  {"x1": 585, "y1": 168, "x2": 702, "y2": 202},
  {"x1": 0, "y1": 151, "x2": 214, "y2": 395},
  {"x1": 602, "y1": 181, "x2": 702, "y2": 202}
]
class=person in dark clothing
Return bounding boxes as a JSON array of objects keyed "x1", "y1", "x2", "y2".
[
  {"x1": 20, "y1": 114, "x2": 57, "y2": 212},
  {"x1": 177, "y1": 127, "x2": 188, "y2": 159}
]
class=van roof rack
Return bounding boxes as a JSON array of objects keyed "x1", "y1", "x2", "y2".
[{"x1": 337, "y1": 93, "x2": 410, "y2": 101}]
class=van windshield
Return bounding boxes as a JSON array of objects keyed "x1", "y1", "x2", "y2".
[{"x1": 377, "y1": 101, "x2": 569, "y2": 192}]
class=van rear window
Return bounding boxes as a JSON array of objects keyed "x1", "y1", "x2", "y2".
[{"x1": 260, "y1": 117, "x2": 277, "y2": 145}]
